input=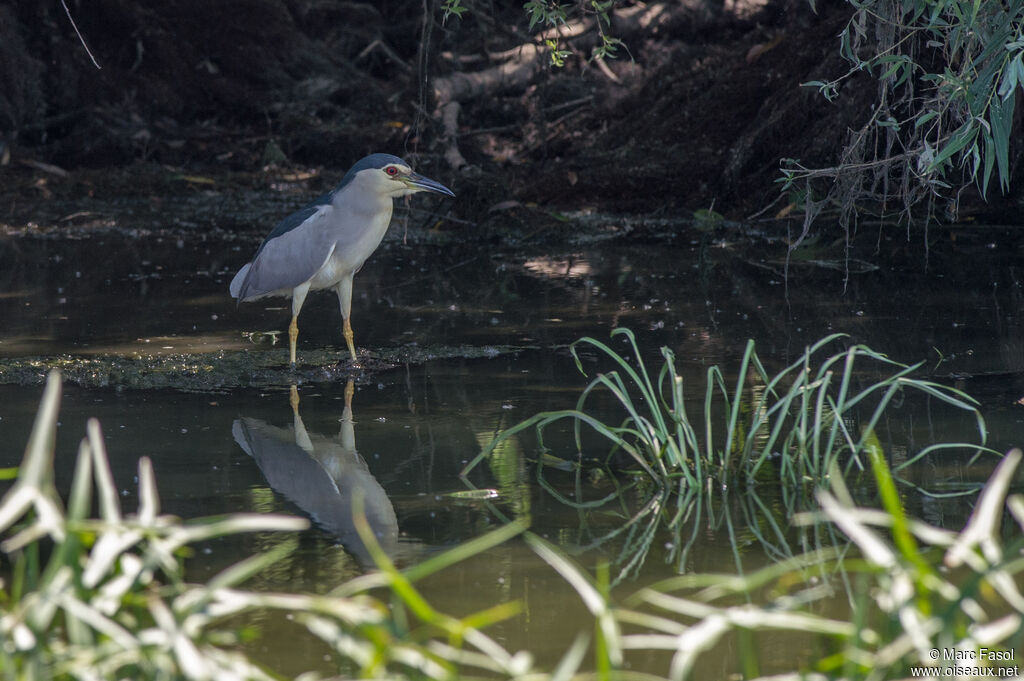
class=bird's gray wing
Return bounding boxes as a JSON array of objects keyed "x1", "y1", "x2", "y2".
[{"x1": 234, "y1": 203, "x2": 338, "y2": 300}]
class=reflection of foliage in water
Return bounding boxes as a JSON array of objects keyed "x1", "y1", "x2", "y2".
[
  {"x1": 4, "y1": 371, "x2": 1024, "y2": 680},
  {"x1": 517, "y1": 469, "x2": 853, "y2": 585},
  {"x1": 467, "y1": 328, "x2": 998, "y2": 581},
  {"x1": 622, "y1": 449, "x2": 1024, "y2": 680},
  {"x1": 480, "y1": 430, "x2": 533, "y2": 522}
]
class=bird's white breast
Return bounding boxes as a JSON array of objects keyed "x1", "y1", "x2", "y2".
[{"x1": 307, "y1": 183, "x2": 394, "y2": 291}]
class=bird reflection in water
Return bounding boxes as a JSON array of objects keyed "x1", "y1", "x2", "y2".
[{"x1": 232, "y1": 380, "x2": 399, "y2": 565}]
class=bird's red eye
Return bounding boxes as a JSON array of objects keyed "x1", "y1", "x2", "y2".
[{"x1": 385, "y1": 166, "x2": 399, "y2": 176}]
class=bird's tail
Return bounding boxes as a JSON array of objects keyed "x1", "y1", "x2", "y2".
[{"x1": 229, "y1": 263, "x2": 251, "y2": 300}]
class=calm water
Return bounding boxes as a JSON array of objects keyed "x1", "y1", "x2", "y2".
[{"x1": 2, "y1": 219, "x2": 1023, "y2": 676}]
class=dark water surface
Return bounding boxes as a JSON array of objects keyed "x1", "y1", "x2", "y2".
[{"x1": 2, "y1": 220, "x2": 1023, "y2": 676}]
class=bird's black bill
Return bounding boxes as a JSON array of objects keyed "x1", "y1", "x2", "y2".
[{"x1": 408, "y1": 172, "x2": 455, "y2": 197}]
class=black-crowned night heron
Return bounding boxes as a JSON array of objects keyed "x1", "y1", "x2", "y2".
[{"x1": 230, "y1": 153, "x2": 455, "y2": 365}]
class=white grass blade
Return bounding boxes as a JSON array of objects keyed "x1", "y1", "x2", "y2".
[
  {"x1": 550, "y1": 632, "x2": 589, "y2": 681},
  {"x1": 87, "y1": 419, "x2": 123, "y2": 523},
  {"x1": 137, "y1": 456, "x2": 160, "y2": 525},
  {"x1": 816, "y1": 490, "x2": 896, "y2": 568},
  {"x1": 946, "y1": 448, "x2": 1021, "y2": 568}
]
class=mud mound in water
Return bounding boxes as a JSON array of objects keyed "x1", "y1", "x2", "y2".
[{"x1": 0, "y1": 344, "x2": 525, "y2": 392}]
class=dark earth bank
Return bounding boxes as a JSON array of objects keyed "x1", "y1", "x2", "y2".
[{"x1": 5, "y1": 0, "x2": 1024, "y2": 237}]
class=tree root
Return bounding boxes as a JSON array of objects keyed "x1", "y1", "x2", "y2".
[{"x1": 431, "y1": 1, "x2": 701, "y2": 169}]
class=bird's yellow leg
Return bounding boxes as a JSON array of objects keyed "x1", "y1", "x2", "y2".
[
  {"x1": 344, "y1": 379, "x2": 354, "y2": 408},
  {"x1": 343, "y1": 317, "x2": 357, "y2": 362},
  {"x1": 289, "y1": 384, "x2": 300, "y2": 413},
  {"x1": 288, "y1": 315, "x2": 299, "y2": 366}
]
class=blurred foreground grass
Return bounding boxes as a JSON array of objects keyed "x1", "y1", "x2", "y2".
[{"x1": 2, "y1": 364, "x2": 1023, "y2": 680}]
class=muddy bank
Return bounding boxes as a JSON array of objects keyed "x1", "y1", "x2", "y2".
[
  {"x1": 0, "y1": 344, "x2": 525, "y2": 391},
  {"x1": 6, "y1": 0, "x2": 1017, "y2": 232}
]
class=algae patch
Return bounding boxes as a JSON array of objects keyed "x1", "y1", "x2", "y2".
[{"x1": 0, "y1": 344, "x2": 524, "y2": 392}]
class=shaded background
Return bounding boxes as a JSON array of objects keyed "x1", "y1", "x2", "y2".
[{"x1": 0, "y1": 0, "x2": 953, "y2": 226}]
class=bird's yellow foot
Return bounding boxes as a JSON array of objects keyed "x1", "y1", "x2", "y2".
[{"x1": 288, "y1": 316, "x2": 299, "y2": 367}]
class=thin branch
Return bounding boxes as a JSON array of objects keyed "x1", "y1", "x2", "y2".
[{"x1": 61, "y1": 0, "x2": 101, "y2": 70}]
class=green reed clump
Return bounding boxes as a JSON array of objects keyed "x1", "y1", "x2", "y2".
[{"x1": 465, "y1": 329, "x2": 990, "y2": 490}]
